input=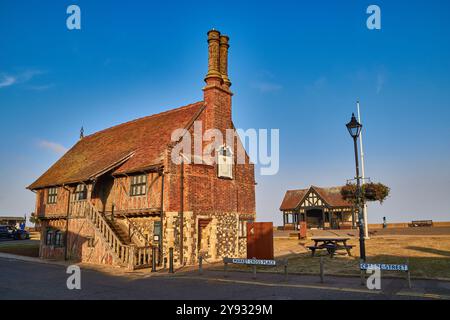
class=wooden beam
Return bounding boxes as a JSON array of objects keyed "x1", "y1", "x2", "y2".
[{"x1": 322, "y1": 210, "x2": 325, "y2": 229}]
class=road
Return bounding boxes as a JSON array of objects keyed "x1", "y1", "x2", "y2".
[{"x1": 1, "y1": 257, "x2": 444, "y2": 300}]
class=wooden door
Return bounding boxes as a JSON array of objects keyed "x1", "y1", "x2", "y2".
[
  {"x1": 198, "y1": 219, "x2": 212, "y2": 255},
  {"x1": 246, "y1": 222, "x2": 274, "y2": 259},
  {"x1": 93, "y1": 175, "x2": 114, "y2": 213}
]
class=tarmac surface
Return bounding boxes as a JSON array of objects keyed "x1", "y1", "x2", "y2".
[{"x1": 1, "y1": 254, "x2": 449, "y2": 300}]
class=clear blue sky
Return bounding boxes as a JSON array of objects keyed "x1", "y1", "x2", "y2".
[{"x1": 1, "y1": 0, "x2": 449, "y2": 224}]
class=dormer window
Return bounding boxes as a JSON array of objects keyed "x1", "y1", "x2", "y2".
[
  {"x1": 47, "y1": 187, "x2": 58, "y2": 204},
  {"x1": 217, "y1": 145, "x2": 233, "y2": 179},
  {"x1": 73, "y1": 184, "x2": 87, "y2": 201},
  {"x1": 130, "y1": 174, "x2": 147, "y2": 196}
]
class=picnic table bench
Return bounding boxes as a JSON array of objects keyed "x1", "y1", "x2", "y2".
[
  {"x1": 307, "y1": 237, "x2": 353, "y2": 257},
  {"x1": 409, "y1": 220, "x2": 433, "y2": 227}
]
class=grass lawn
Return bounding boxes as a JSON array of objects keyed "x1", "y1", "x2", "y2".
[
  {"x1": 0, "y1": 232, "x2": 40, "y2": 258},
  {"x1": 221, "y1": 236, "x2": 450, "y2": 280}
]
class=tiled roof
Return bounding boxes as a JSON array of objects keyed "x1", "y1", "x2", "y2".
[
  {"x1": 312, "y1": 186, "x2": 352, "y2": 207},
  {"x1": 279, "y1": 189, "x2": 308, "y2": 211},
  {"x1": 28, "y1": 101, "x2": 205, "y2": 190},
  {"x1": 280, "y1": 186, "x2": 352, "y2": 211}
]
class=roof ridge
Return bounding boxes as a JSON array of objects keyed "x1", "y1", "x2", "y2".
[
  {"x1": 85, "y1": 101, "x2": 204, "y2": 139},
  {"x1": 312, "y1": 185, "x2": 344, "y2": 190}
]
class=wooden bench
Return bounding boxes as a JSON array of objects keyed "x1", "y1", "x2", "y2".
[{"x1": 409, "y1": 220, "x2": 433, "y2": 227}]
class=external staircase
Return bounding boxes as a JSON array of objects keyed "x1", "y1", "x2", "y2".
[{"x1": 82, "y1": 201, "x2": 152, "y2": 270}]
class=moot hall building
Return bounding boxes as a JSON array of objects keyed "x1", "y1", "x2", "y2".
[{"x1": 28, "y1": 30, "x2": 256, "y2": 270}]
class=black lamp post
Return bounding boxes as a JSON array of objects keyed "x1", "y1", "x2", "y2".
[{"x1": 346, "y1": 113, "x2": 366, "y2": 261}]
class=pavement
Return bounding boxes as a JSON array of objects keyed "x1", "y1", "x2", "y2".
[{"x1": 1, "y1": 253, "x2": 449, "y2": 300}]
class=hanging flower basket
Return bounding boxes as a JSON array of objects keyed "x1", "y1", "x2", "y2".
[{"x1": 341, "y1": 182, "x2": 390, "y2": 204}]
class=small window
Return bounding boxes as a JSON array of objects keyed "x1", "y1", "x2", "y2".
[
  {"x1": 54, "y1": 231, "x2": 63, "y2": 247},
  {"x1": 47, "y1": 187, "x2": 58, "y2": 204},
  {"x1": 238, "y1": 220, "x2": 253, "y2": 238},
  {"x1": 153, "y1": 221, "x2": 162, "y2": 242},
  {"x1": 87, "y1": 236, "x2": 95, "y2": 248},
  {"x1": 73, "y1": 184, "x2": 87, "y2": 201},
  {"x1": 46, "y1": 230, "x2": 53, "y2": 245},
  {"x1": 130, "y1": 174, "x2": 147, "y2": 196},
  {"x1": 217, "y1": 145, "x2": 233, "y2": 179}
]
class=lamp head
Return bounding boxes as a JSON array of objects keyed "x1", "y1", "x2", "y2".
[{"x1": 346, "y1": 113, "x2": 362, "y2": 138}]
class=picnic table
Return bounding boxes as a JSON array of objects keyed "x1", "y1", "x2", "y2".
[{"x1": 307, "y1": 237, "x2": 353, "y2": 257}]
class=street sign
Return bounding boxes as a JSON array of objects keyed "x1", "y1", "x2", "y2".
[
  {"x1": 224, "y1": 258, "x2": 277, "y2": 266},
  {"x1": 360, "y1": 263, "x2": 408, "y2": 272},
  {"x1": 222, "y1": 257, "x2": 288, "y2": 280}
]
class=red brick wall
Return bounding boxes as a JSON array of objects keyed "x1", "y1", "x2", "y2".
[
  {"x1": 163, "y1": 159, "x2": 252, "y2": 216},
  {"x1": 165, "y1": 80, "x2": 256, "y2": 216}
]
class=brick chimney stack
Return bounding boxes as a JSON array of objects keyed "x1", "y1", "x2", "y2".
[{"x1": 203, "y1": 29, "x2": 233, "y2": 133}]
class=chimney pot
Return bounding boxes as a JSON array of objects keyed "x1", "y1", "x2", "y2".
[
  {"x1": 219, "y1": 35, "x2": 231, "y2": 87},
  {"x1": 205, "y1": 30, "x2": 222, "y2": 83}
]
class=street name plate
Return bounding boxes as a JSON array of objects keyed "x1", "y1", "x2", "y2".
[
  {"x1": 225, "y1": 258, "x2": 277, "y2": 266},
  {"x1": 360, "y1": 263, "x2": 408, "y2": 271}
]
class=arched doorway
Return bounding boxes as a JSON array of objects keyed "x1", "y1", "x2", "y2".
[{"x1": 305, "y1": 209, "x2": 324, "y2": 229}]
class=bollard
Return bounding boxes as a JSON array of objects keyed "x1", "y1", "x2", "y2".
[
  {"x1": 169, "y1": 247, "x2": 174, "y2": 273},
  {"x1": 199, "y1": 255, "x2": 203, "y2": 275},
  {"x1": 151, "y1": 246, "x2": 157, "y2": 272},
  {"x1": 284, "y1": 259, "x2": 288, "y2": 281},
  {"x1": 224, "y1": 262, "x2": 228, "y2": 278},
  {"x1": 319, "y1": 257, "x2": 324, "y2": 283},
  {"x1": 252, "y1": 265, "x2": 257, "y2": 280},
  {"x1": 163, "y1": 257, "x2": 167, "y2": 270},
  {"x1": 406, "y1": 258, "x2": 412, "y2": 288}
]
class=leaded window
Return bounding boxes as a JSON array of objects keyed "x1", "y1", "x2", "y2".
[
  {"x1": 46, "y1": 230, "x2": 53, "y2": 245},
  {"x1": 238, "y1": 219, "x2": 253, "y2": 238},
  {"x1": 54, "y1": 231, "x2": 63, "y2": 247},
  {"x1": 73, "y1": 184, "x2": 87, "y2": 201},
  {"x1": 87, "y1": 236, "x2": 95, "y2": 248},
  {"x1": 130, "y1": 174, "x2": 147, "y2": 196},
  {"x1": 47, "y1": 187, "x2": 58, "y2": 204}
]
